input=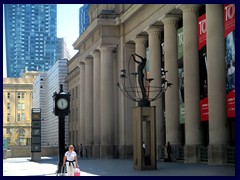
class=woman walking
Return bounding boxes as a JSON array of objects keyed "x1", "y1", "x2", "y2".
[{"x1": 63, "y1": 144, "x2": 79, "y2": 176}]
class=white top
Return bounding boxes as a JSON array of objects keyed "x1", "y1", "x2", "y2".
[{"x1": 65, "y1": 151, "x2": 77, "y2": 161}]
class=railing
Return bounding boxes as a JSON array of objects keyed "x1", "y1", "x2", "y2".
[
  {"x1": 178, "y1": 146, "x2": 184, "y2": 160},
  {"x1": 200, "y1": 146, "x2": 208, "y2": 162},
  {"x1": 160, "y1": 147, "x2": 165, "y2": 159},
  {"x1": 226, "y1": 146, "x2": 235, "y2": 164}
]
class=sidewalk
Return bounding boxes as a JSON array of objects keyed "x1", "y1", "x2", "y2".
[{"x1": 3, "y1": 156, "x2": 235, "y2": 176}]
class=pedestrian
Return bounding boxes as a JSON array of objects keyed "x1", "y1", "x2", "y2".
[
  {"x1": 85, "y1": 147, "x2": 88, "y2": 158},
  {"x1": 77, "y1": 144, "x2": 80, "y2": 157},
  {"x1": 79, "y1": 144, "x2": 83, "y2": 158},
  {"x1": 165, "y1": 142, "x2": 172, "y2": 162},
  {"x1": 63, "y1": 144, "x2": 79, "y2": 176},
  {"x1": 142, "y1": 141, "x2": 146, "y2": 156}
]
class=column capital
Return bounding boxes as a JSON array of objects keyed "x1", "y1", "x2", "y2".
[
  {"x1": 179, "y1": 4, "x2": 201, "y2": 13},
  {"x1": 91, "y1": 50, "x2": 100, "y2": 59},
  {"x1": 83, "y1": 56, "x2": 93, "y2": 65},
  {"x1": 99, "y1": 46, "x2": 115, "y2": 53},
  {"x1": 161, "y1": 16, "x2": 180, "y2": 25},
  {"x1": 146, "y1": 26, "x2": 163, "y2": 35},
  {"x1": 133, "y1": 35, "x2": 148, "y2": 45},
  {"x1": 125, "y1": 43, "x2": 135, "y2": 50},
  {"x1": 78, "y1": 61, "x2": 85, "y2": 68}
]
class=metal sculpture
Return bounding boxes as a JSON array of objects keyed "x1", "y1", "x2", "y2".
[{"x1": 117, "y1": 53, "x2": 172, "y2": 107}]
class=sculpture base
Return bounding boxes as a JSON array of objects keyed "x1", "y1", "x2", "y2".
[{"x1": 133, "y1": 106, "x2": 156, "y2": 170}]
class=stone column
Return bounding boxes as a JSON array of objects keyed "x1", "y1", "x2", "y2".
[
  {"x1": 83, "y1": 56, "x2": 93, "y2": 158},
  {"x1": 120, "y1": 43, "x2": 135, "y2": 158},
  {"x1": 146, "y1": 26, "x2": 165, "y2": 159},
  {"x1": 134, "y1": 36, "x2": 148, "y2": 58},
  {"x1": 206, "y1": 4, "x2": 229, "y2": 165},
  {"x1": 91, "y1": 50, "x2": 101, "y2": 158},
  {"x1": 79, "y1": 62, "x2": 85, "y2": 146},
  {"x1": 113, "y1": 51, "x2": 119, "y2": 158},
  {"x1": 100, "y1": 46, "x2": 115, "y2": 159},
  {"x1": 180, "y1": 4, "x2": 203, "y2": 163},
  {"x1": 162, "y1": 16, "x2": 181, "y2": 161}
]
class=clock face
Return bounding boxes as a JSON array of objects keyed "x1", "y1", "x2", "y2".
[{"x1": 57, "y1": 98, "x2": 68, "y2": 110}]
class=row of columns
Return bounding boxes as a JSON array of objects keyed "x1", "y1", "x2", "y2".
[
  {"x1": 132, "y1": 4, "x2": 228, "y2": 164},
  {"x1": 76, "y1": 4, "x2": 228, "y2": 164},
  {"x1": 78, "y1": 47, "x2": 116, "y2": 158}
]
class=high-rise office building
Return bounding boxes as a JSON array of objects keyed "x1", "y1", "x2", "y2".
[
  {"x1": 4, "y1": 4, "x2": 57, "y2": 77},
  {"x1": 57, "y1": 38, "x2": 71, "y2": 60},
  {"x1": 33, "y1": 59, "x2": 69, "y2": 147},
  {"x1": 79, "y1": 4, "x2": 90, "y2": 35}
]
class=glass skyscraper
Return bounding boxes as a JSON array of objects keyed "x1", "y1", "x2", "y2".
[
  {"x1": 57, "y1": 38, "x2": 71, "y2": 60},
  {"x1": 79, "y1": 4, "x2": 90, "y2": 35},
  {"x1": 4, "y1": 4, "x2": 57, "y2": 77}
]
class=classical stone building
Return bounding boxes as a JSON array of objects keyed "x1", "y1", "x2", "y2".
[
  {"x1": 3, "y1": 71, "x2": 41, "y2": 146},
  {"x1": 67, "y1": 4, "x2": 235, "y2": 165}
]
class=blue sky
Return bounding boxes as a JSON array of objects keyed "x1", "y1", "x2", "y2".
[{"x1": 3, "y1": 4, "x2": 83, "y2": 78}]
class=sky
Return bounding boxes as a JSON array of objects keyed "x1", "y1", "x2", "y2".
[{"x1": 2, "y1": 4, "x2": 83, "y2": 78}]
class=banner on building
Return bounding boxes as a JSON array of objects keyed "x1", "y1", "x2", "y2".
[
  {"x1": 224, "y1": 4, "x2": 235, "y2": 118},
  {"x1": 177, "y1": 27, "x2": 185, "y2": 124},
  {"x1": 198, "y1": 13, "x2": 208, "y2": 121}
]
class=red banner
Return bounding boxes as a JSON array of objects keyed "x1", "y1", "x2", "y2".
[
  {"x1": 199, "y1": 13, "x2": 208, "y2": 121},
  {"x1": 200, "y1": 97, "x2": 208, "y2": 121},
  {"x1": 225, "y1": 4, "x2": 235, "y2": 118},
  {"x1": 198, "y1": 14, "x2": 206, "y2": 50},
  {"x1": 227, "y1": 89, "x2": 235, "y2": 118},
  {"x1": 224, "y1": 4, "x2": 235, "y2": 37}
]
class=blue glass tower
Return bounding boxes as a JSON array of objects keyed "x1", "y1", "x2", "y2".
[
  {"x1": 79, "y1": 4, "x2": 91, "y2": 35},
  {"x1": 4, "y1": 4, "x2": 57, "y2": 77}
]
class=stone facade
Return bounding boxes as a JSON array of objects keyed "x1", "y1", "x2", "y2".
[
  {"x1": 67, "y1": 4, "x2": 235, "y2": 165},
  {"x1": 3, "y1": 71, "x2": 41, "y2": 146}
]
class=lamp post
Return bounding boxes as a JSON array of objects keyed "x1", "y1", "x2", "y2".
[{"x1": 53, "y1": 84, "x2": 70, "y2": 173}]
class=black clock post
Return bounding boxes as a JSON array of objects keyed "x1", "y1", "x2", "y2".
[{"x1": 53, "y1": 84, "x2": 70, "y2": 174}]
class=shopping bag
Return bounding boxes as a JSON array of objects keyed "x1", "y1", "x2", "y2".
[{"x1": 74, "y1": 167, "x2": 81, "y2": 176}]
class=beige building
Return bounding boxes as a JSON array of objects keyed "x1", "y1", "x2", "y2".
[
  {"x1": 67, "y1": 4, "x2": 235, "y2": 165},
  {"x1": 3, "y1": 71, "x2": 41, "y2": 146}
]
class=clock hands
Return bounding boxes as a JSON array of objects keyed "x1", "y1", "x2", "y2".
[{"x1": 57, "y1": 98, "x2": 68, "y2": 110}]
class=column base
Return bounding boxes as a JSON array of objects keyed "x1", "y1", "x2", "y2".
[
  {"x1": 100, "y1": 145, "x2": 114, "y2": 159},
  {"x1": 157, "y1": 145, "x2": 165, "y2": 161},
  {"x1": 117, "y1": 145, "x2": 133, "y2": 159},
  {"x1": 93, "y1": 145, "x2": 100, "y2": 159},
  {"x1": 126, "y1": 145, "x2": 133, "y2": 159},
  {"x1": 84, "y1": 145, "x2": 93, "y2": 158},
  {"x1": 208, "y1": 144, "x2": 227, "y2": 165},
  {"x1": 184, "y1": 145, "x2": 200, "y2": 163},
  {"x1": 167, "y1": 144, "x2": 182, "y2": 162}
]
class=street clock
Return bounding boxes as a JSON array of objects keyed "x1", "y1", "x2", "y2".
[
  {"x1": 53, "y1": 84, "x2": 70, "y2": 116},
  {"x1": 52, "y1": 84, "x2": 71, "y2": 173}
]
